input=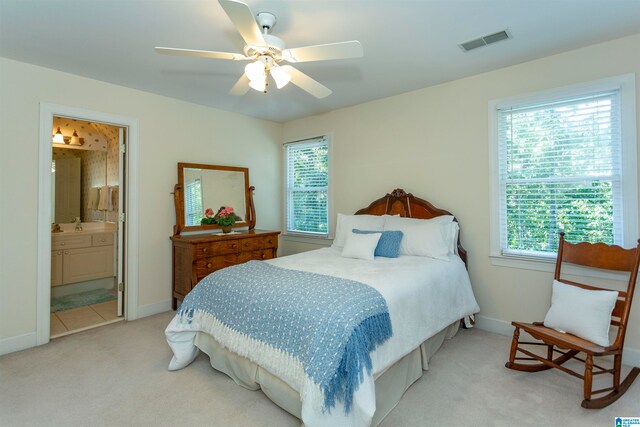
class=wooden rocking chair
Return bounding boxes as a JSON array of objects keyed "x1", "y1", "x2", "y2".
[{"x1": 505, "y1": 233, "x2": 640, "y2": 408}]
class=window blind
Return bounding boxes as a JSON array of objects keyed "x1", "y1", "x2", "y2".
[
  {"x1": 497, "y1": 90, "x2": 622, "y2": 256},
  {"x1": 285, "y1": 137, "x2": 329, "y2": 236}
]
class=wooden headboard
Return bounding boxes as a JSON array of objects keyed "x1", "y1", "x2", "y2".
[{"x1": 354, "y1": 188, "x2": 467, "y2": 267}]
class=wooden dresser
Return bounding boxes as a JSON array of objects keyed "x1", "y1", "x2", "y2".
[{"x1": 170, "y1": 229, "x2": 280, "y2": 309}]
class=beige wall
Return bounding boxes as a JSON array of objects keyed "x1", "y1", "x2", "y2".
[
  {"x1": 0, "y1": 57, "x2": 282, "y2": 345},
  {"x1": 2, "y1": 33, "x2": 639, "y2": 358},
  {"x1": 282, "y1": 34, "x2": 640, "y2": 356}
]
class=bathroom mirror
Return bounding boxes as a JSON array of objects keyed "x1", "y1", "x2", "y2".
[
  {"x1": 174, "y1": 163, "x2": 255, "y2": 234},
  {"x1": 51, "y1": 147, "x2": 108, "y2": 224}
]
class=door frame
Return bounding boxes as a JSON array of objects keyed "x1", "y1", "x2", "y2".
[{"x1": 37, "y1": 103, "x2": 140, "y2": 346}]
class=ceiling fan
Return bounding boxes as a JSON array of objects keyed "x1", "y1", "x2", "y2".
[{"x1": 155, "y1": 0, "x2": 363, "y2": 99}]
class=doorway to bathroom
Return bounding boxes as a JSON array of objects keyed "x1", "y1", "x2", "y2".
[
  {"x1": 37, "y1": 103, "x2": 140, "y2": 346},
  {"x1": 49, "y1": 117, "x2": 125, "y2": 337}
]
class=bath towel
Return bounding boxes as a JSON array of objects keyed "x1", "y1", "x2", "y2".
[
  {"x1": 97, "y1": 186, "x2": 112, "y2": 211},
  {"x1": 110, "y1": 186, "x2": 119, "y2": 212},
  {"x1": 87, "y1": 187, "x2": 100, "y2": 210}
]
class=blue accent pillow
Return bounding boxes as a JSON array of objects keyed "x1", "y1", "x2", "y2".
[{"x1": 352, "y1": 229, "x2": 403, "y2": 258}]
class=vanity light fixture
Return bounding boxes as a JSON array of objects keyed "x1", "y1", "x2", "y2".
[
  {"x1": 52, "y1": 127, "x2": 65, "y2": 144},
  {"x1": 70, "y1": 130, "x2": 80, "y2": 145}
]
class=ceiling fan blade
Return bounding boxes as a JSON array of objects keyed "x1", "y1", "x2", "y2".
[
  {"x1": 229, "y1": 74, "x2": 250, "y2": 96},
  {"x1": 281, "y1": 41, "x2": 363, "y2": 63},
  {"x1": 218, "y1": 0, "x2": 267, "y2": 48},
  {"x1": 155, "y1": 47, "x2": 247, "y2": 61},
  {"x1": 285, "y1": 66, "x2": 332, "y2": 99}
]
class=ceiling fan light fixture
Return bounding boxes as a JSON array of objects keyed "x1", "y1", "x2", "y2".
[
  {"x1": 270, "y1": 66, "x2": 291, "y2": 89},
  {"x1": 248, "y1": 78, "x2": 266, "y2": 92},
  {"x1": 244, "y1": 61, "x2": 266, "y2": 81}
]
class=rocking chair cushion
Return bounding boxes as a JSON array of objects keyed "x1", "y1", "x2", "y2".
[{"x1": 543, "y1": 280, "x2": 618, "y2": 347}]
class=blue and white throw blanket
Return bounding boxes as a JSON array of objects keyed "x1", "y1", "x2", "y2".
[{"x1": 177, "y1": 260, "x2": 392, "y2": 414}]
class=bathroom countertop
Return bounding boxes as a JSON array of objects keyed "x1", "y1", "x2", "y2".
[{"x1": 52, "y1": 222, "x2": 117, "y2": 235}]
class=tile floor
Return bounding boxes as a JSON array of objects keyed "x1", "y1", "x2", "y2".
[{"x1": 50, "y1": 300, "x2": 121, "y2": 337}]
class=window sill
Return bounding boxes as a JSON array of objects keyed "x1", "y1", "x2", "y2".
[
  {"x1": 281, "y1": 233, "x2": 333, "y2": 246},
  {"x1": 489, "y1": 254, "x2": 628, "y2": 281}
]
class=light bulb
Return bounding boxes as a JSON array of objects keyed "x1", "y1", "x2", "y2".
[
  {"x1": 52, "y1": 127, "x2": 64, "y2": 144},
  {"x1": 270, "y1": 66, "x2": 291, "y2": 89},
  {"x1": 244, "y1": 61, "x2": 266, "y2": 82},
  {"x1": 249, "y1": 78, "x2": 266, "y2": 92}
]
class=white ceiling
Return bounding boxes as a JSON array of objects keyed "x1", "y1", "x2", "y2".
[{"x1": 1, "y1": 0, "x2": 639, "y2": 123}]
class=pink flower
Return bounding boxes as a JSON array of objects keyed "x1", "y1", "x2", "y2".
[
  {"x1": 204, "y1": 208, "x2": 214, "y2": 218},
  {"x1": 216, "y1": 206, "x2": 234, "y2": 217}
]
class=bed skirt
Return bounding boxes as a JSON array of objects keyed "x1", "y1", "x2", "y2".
[{"x1": 194, "y1": 320, "x2": 461, "y2": 426}]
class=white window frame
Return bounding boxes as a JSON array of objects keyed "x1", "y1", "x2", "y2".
[
  {"x1": 488, "y1": 74, "x2": 638, "y2": 275},
  {"x1": 283, "y1": 134, "x2": 332, "y2": 238}
]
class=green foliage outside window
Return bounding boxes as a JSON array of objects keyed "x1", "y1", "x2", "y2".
[
  {"x1": 502, "y1": 96, "x2": 617, "y2": 254},
  {"x1": 288, "y1": 142, "x2": 328, "y2": 234}
]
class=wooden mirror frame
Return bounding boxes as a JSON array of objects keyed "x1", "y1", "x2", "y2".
[{"x1": 173, "y1": 163, "x2": 256, "y2": 235}]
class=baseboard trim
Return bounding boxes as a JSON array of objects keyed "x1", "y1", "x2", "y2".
[
  {"x1": 136, "y1": 299, "x2": 172, "y2": 318},
  {"x1": 0, "y1": 332, "x2": 37, "y2": 356},
  {"x1": 475, "y1": 314, "x2": 640, "y2": 367},
  {"x1": 474, "y1": 314, "x2": 514, "y2": 336}
]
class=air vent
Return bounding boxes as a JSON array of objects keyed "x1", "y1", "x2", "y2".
[{"x1": 459, "y1": 29, "x2": 511, "y2": 52}]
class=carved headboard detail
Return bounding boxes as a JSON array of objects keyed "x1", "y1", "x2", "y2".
[{"x1": 354, "y1": 188, "x2": 467, "y2": 267}]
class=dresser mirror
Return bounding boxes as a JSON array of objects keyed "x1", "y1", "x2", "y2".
[{"x1": 174, "y1": 163, "x2": 255, "y2": 235}]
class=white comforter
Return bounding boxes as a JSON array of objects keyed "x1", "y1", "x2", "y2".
[{"x1": 166, "y1": 247, "x2": 479, "y2": 427}]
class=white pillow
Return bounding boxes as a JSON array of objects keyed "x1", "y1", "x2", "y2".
[
  {"x1": 341, "y1": 231, "x2": 381, "y2": 261},
  {"x1": 383, "y1": 216, "x2": 450, "y2": 260},
  {"x1": 447, "y1": 222, "x2": 459, "y2": 254},
  {"x1": 424, "y1": 215, "x2": 457, "y2": 254},
  {"x1": 543, "y1": 280, "x2": 618, "y2": 347},
  {"x1": 333, "y1": 214, "x2": 385, "y2": 248}
]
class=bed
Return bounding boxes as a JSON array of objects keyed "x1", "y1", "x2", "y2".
[{"x1": 165, "y1": 188, "x2": 480, "y2": 426}]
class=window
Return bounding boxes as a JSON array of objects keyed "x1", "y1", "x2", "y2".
[
  {"x1": 285, "y1": 136, "x2": 329, "y2": 236},
  {"x1": 490, "y1": 75, "x2": 637, "y2": 263},
  {"x1": 184, "y1": 178, "x2": 202, "y2": 226}
]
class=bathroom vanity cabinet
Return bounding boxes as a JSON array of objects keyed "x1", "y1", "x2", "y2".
[{"x1": 51, "y1": 231, "x2": 115, "y2": 286}]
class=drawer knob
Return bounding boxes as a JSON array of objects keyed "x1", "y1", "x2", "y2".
[
  {"x1": 207, "y1": 263, "x2": 212, "y2": 268},
  {"x1": 58, "y1": 250, "x2": 62, "y2": 255},
  {"x1": 262, "y1": 253, "x2": 266, "y2": 259},
  {"x1": 244, "y1": 242, "x2": 249, "y2": 247},
  {"x1": 268, "y1": 240, "x2": 272, "y2": 244},
  {"x1": 232, "y1": 244, "x2": 237, "y2": 249},
  {"x1": 202, "y1": 247, "x2": 208, "y2": 253},
  {"x1": 64, "y1": 251, "x2": 69, "y2": 255},
  {"x1": 61, "y1": 242, "x2": 66, "y2": 246},
  {"x1": 100, "y1": 238, "x2": 106, "y2": 242}
]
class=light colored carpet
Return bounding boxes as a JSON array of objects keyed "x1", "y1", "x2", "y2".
[{"x1": 0, "y1": 311, "x2": 637, "y2": 426}]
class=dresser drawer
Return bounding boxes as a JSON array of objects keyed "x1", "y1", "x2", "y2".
[
  {"x1": 248, "y1": 249, "x2": 276, "y2": 261},
  {"x1": 92, "y1": 232, "x2": 114, "y2": 247},
  {"x1": 238, "y1": 235, "x2": 277, "y2": 252},
  {"x1": 52, "y1": 234, "x2": 92, "y2": 250},
  {"x1": 195, "y1": 240, "x2": 242, "y2": 258},
  {"x1": 195, "y1": 254, "x2": 239, "y2": 278},
  {"x1": 194, "y1": 235, "x2": 277, "y2": 259}
]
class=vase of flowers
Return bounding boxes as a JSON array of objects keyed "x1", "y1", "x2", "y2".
[{"x1": 201, "y1": 206, "x2": 236, "y2": 233}]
